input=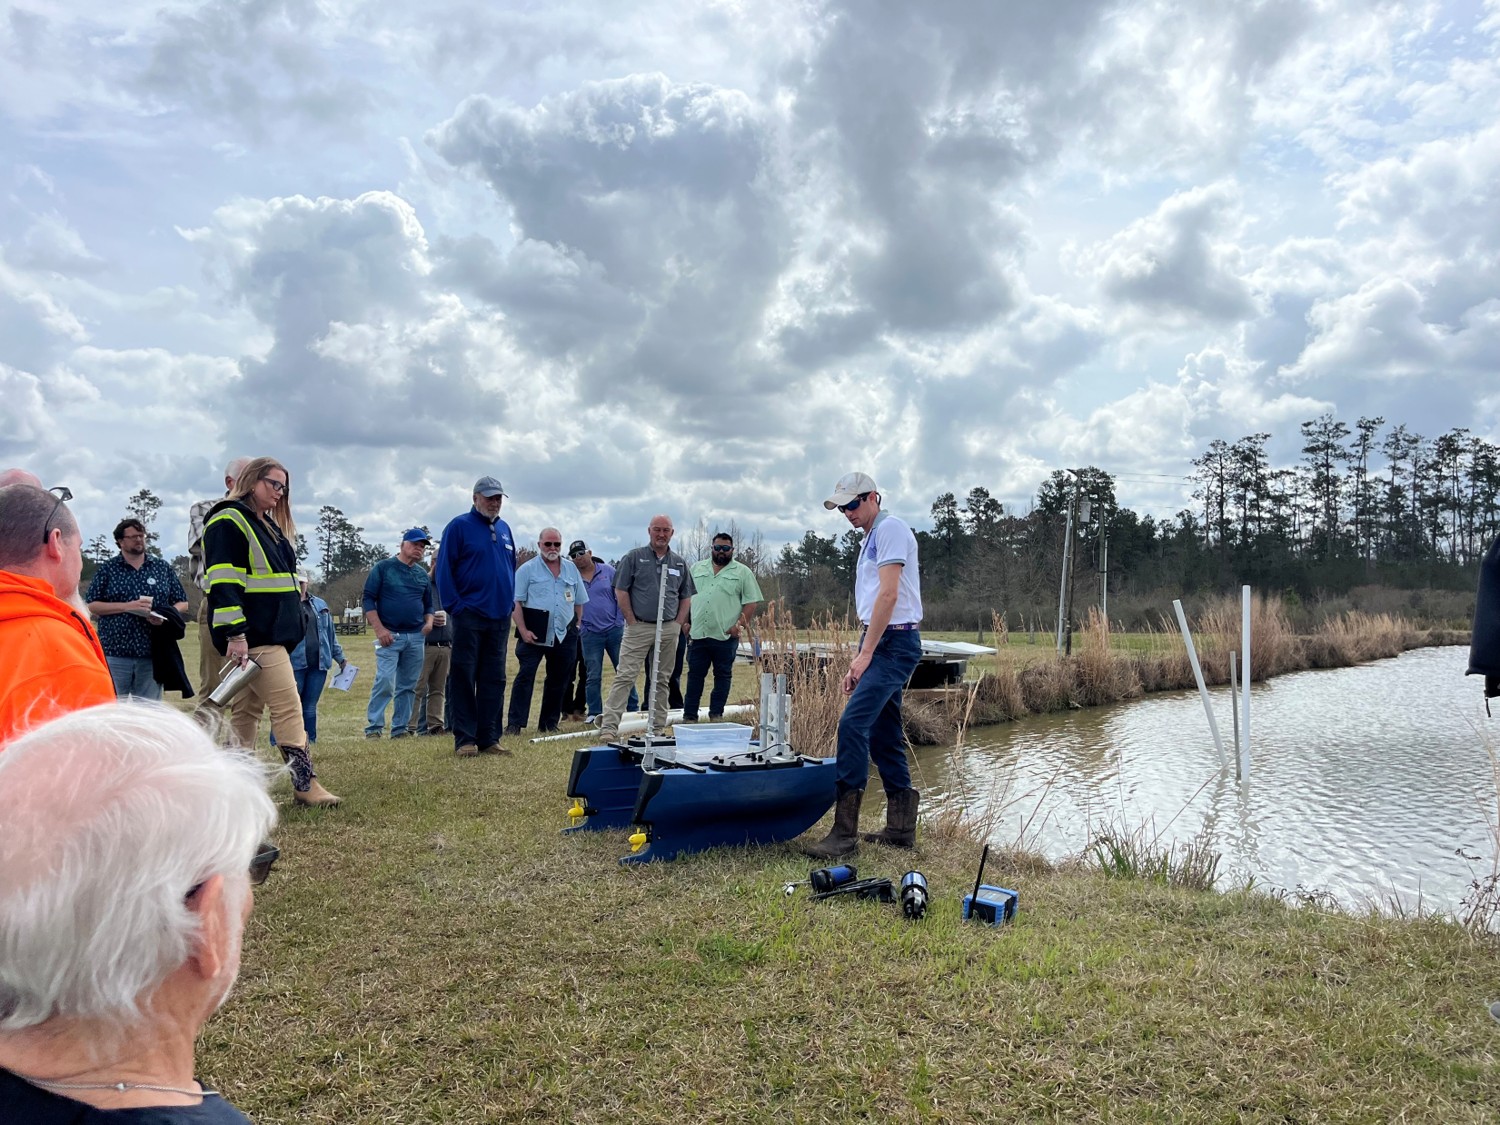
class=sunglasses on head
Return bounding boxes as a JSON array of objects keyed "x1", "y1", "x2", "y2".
[
  {"x1": 837, "y1": 492, "x2": 871, "y2": 514},
  {"x1": 40, "y1": 485, "x2": 73, "y2": 545}
]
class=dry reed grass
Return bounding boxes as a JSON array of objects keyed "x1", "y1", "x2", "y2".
[{"x1": 753, "y1": 602, "x2": 853, "y2": 758}]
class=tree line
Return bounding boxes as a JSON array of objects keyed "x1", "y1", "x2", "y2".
[{"x1": 767, "y1": 415, "x2": 1489, "y2": 629}]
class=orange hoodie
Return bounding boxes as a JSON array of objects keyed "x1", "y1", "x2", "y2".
[{"x1": 0, "y1": 569, "x2": 115, "y2": 746}]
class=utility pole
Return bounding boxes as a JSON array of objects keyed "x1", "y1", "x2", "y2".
[
  {"x1": 1099, "y1": 525, "x2": 1109, "y2": 622},
  {"x1": 1055, "y1": 475, "x2": 1074, "y2": 651}
]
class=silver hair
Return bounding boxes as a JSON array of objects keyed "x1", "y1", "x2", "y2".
[
  {"x1": 0, "y1": 702, "x2": 277, "y2": 1031},
  {"x1": 224, "y1": 456, "x2": 250, "y2": 483}
]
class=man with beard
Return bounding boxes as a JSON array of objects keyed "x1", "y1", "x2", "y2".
[
  {"x1": 85, "y1": 518, "x2": 189, "y2": 701},
  {"x1": 0, "y1": 483, "x2": 113, "y2": 743},
  {"x1": 507, "y1": 527, "x2": 588, "y2": 735}
]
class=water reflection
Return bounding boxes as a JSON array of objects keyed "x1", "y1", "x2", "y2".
[{"x1": 913, "y1": 647, "x2": 1498, "y2": 917}]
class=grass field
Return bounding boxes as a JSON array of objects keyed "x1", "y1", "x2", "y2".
[{"x1": 164, "y1": 629, "x2": 1500, "y2": 1122}]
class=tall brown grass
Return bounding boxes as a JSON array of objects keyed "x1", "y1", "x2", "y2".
[{"x1": 754, "y1": 601, "x2": 853, "y2": 758}]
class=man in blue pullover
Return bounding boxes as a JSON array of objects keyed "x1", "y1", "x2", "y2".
[{"x1": 435, "y1": 477, "x2": 517, "y2": 757}]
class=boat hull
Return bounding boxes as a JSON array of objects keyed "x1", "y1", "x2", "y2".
[{"x1": 562, "y1": 742, "x2": 838, "y2": 863}]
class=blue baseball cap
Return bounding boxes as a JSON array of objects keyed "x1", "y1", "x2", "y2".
[{"x1": 402, "y1": 527, "x2": 431, "y2": 544}]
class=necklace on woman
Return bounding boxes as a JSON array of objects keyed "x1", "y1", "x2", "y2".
[{"x1": 16, "y1": 1071, "x2": 216, "y2": 1098}]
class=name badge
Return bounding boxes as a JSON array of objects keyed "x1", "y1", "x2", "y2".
[
  {"x1": 668, "y1": 568, "x2": 680, "y2": 576},
  {"x1": 147, "y1": 577, "x2": 157, "y2": 585}
]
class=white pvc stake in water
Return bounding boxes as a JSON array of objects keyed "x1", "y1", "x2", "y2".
[
  {"x1": 1229, "y1": 652, "x2": 1242, "y2": 783},
  {"x1": 1173, "y1": 598, "x2": 1226, "y2": 769},
  {"x1": 1240, "y1": 585, "x2": 1252, "y2": 782}
]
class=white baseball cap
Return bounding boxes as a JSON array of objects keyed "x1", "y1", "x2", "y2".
[{"x1": 823, "y1": 472, "x2": 878, "y2": 510}]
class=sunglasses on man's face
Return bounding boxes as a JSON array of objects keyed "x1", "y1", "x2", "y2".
[
  {"x1": 837, "y1": 492, "x2": 871, "y2": 514},
  {"x1": 540, "y1": 541, "x2": 562, "y2": 547},
  {"x1": 712, "y1": 545, "x2": 733, "y2": 552},
  {"x1": 186, "y1": 842, "x2": 280, "y2": 901}
]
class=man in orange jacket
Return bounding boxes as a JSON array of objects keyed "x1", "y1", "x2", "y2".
[{"x1": 0, "y1": 483, "x2": 114, "y2": 744}]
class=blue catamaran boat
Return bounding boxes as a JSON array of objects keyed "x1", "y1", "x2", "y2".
[{"x1": 563, "y1": 676, "x2": 836, "y2": 863}]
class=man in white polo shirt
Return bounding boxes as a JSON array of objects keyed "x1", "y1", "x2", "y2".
[{"x1": 804, "y1": 472, "x2": 924, "y2": 859}]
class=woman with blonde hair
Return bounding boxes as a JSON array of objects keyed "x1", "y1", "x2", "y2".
[{"x1": 204, "y1": 457, "x2": 340, "y2": 806}]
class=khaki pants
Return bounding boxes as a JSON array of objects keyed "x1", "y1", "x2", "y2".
[
  {"x1": 198, "y1": 600, "x2": 230, "y2": 698},
  {"x1": 230, "y1": 645, "x2": 307, "y2": 750},
  {"x1": 601, "y1": 622, "x2": 678, "y2": 737},
  {"x1": 409, "y1": 645, "x2": 452, "y2": 733}
]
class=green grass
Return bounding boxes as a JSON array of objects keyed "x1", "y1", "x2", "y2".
[{"x1": 173, "y1": 631, "x2": 1500, "y2": 1123}]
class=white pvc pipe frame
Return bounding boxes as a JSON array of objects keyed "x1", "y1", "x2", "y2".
[
  {"x1": 1172, "y1": 589, "x2": 1252, "y2": 780},
  {"x1": 1173, "y1": 598, "x2": 1226, "y2": 770}
]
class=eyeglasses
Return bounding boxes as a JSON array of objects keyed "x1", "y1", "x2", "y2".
[
  {"x1": 540, "y1": 540, "x2": 561, "y2": 547},
  {"x1": 260, "y1": 478, "x2": 287, "y2": 495},
  {"x1": 40, "y1": 485, "x2": 72, "y2": 545},
  {"x1": 186, "y1": 842, "x2": 280, "y2": 900},
  {"x1": 837, "y1": 492, "x2": 871, "y2": 514}
]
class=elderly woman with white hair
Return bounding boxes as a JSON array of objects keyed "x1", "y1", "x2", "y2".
[{"x1": 0, "y1": 701, "x2": 276, "y2": 1120}]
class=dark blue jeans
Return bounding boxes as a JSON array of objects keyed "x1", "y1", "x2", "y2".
[
  {"x1": 835, "y1": 629, "x2": 922, "y2": 795},
  {"x1": 293, "y1": 666, "x2": 329, "y2": 744},
  {"x1": 508, "y1": 628, "x2": 578, "y2": 733},
  {"x1": 683, "y1": 636, "x2": 738, "y2": 720},
  {"x1": 451, "y1": 609, "x2": 508, "y2": 749}
]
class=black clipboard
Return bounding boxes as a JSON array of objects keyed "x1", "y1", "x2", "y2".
[{"x1": 517, "y1": 606, "x2": 553, "y2": 646}]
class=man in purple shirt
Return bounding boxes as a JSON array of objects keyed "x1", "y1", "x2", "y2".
[{"x1": 569, "y1": 541, "x2": 637, "y2": 722}]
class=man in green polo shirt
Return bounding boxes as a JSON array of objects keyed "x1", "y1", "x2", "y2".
[{"x1": 682, "y1": 532, "x2": 763, "y2": 722}]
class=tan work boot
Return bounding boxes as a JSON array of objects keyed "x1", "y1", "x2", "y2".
[{"x1": 295, "y1": 780, "x2": 342, "y2": 807}]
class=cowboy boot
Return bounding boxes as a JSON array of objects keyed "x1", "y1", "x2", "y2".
[
  {"x1": 295, "y1": 778, "x2": 342, "y2": 807},
  {"x1": 862, "y1": 787, "x2": 919, "y2": 847},
  {"x1": 802, "y1": 788, "x2": 863, "y2": 859}
]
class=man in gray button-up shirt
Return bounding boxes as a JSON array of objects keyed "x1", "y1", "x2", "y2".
[{"x1": 598, "y1": 515, "x2": 695, "y2": 741}]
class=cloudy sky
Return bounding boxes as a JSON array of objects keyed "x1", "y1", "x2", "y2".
[{"x1": 3, "y1": 0, "x2": 1497, "y2": 565}]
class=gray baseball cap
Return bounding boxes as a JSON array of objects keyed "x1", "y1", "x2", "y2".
[{"x1": 473, "y1": 476, "x2": 507, "y2": 497}]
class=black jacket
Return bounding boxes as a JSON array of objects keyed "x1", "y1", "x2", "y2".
[
  {"x1": 203, "y1": 500, "x2": 302, "y2": 654},
  {"x1": 149, "y1": 604, "x2": 193, "y2": 697}
]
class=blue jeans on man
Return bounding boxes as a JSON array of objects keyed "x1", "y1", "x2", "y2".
[
  {"x1": 507, "y1": 627, "x2": 579, "y2": 733},
  {"x1": 365, "y1": 631, "x2": 426, "y2": 737},
  {"x1": 683, "y1": 636, "x2": 738, "y2": 720},
  {"x1": 450, "y1": 609, "x2": 508, "y2": 750},
  {"x1": 579, "y1": 625, "x2": 636, "y2": 718},
  {"x1": 293, "y1": 666, "x2": 329, "y2": 743},
  {"x1": 834, "y1": 629, "x2": 922, "y2": 794},
  {"x1": 105, "y1": 655, "x2": 162, "y2": 702}
]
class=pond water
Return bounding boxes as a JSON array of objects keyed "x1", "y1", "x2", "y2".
[{"x1": 912, "y1": 646, "x2": 1499, "y2": 917}]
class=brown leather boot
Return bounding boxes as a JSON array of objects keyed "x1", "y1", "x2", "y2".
[
  {"x1": 802, "y1": 788, "x2": 863, "y2": 859},
  {"x1": 862, "y1": 787, "x2": 919, "y2": 847},
  {"x1": 295, "y1": 779, "x2": 341, "y2": 807}
]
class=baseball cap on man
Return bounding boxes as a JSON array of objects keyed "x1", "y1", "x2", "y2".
[
  {"x1": 473, "y1": 476, "x2": 507, "y2": 497},
  {"x1": 824, "y1": 472, "x2": 878, "y2": 510},
  {"x1": 402, "y1": 527, "x2": 431, "y2": 544},
  {"x1": 568, "y1": 540, "x2": 588, "y2": 558}
]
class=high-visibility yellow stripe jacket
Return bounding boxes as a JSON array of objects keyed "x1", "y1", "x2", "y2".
[{"x1": 203, "y1": 499, "x2": 302, "y2": 655}]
